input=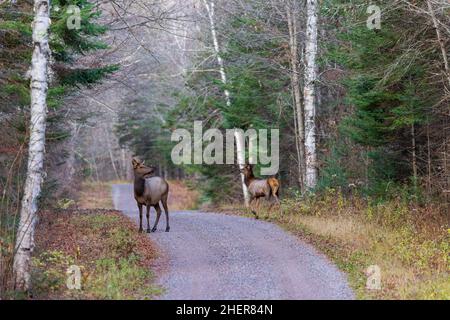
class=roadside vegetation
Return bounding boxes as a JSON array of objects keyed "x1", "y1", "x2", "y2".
[
  {"x1": 218, "y1": 191, "x2": 449, "y2": 300},
  {"x1": 166, "y1": 180, "x2": 200, "y2": 211},
  {"x1": 30, "y1": 208, "x2": 162, "y2": 299},
  {"x1": 28, "y1": 181, "x2": 165, "y2": 300}
]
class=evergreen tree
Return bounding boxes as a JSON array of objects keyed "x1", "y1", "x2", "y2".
[{"x1": 323, "y1": 0, "x2": 444, "y2": 198}]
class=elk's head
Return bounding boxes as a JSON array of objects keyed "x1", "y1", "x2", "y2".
[
  {"x1": 239, "y1": 163, "x2": 254, "y2": 178},
  {"x1": 132, "y1": 157, "x2": 155, "y2": 178}
]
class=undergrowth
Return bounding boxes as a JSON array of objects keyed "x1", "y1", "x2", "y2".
[{"x1": 31, "y1": 210, "x2": 162, "y2": 299}]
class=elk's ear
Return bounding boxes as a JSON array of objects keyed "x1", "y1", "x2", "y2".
[{"x1": 132, "y1": 157, "x2": 141, "y2": 169}]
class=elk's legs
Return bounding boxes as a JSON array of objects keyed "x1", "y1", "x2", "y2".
[
  {"x1": 162, "y1": 196, "x2": 170, "y2": 232},
  {"x1": 138, "y1": 203, "x2": 143, "y2": 233},
  {"x1": 250, "y1": 197, "x2": 258, "y2": 219},
  {"x1": 152, "y1": 204, "x2": 161, "y2": 232},
  {"x1": 146, "y1": 205, "x2": 151, "y2": 233},
  {"x1": 272, "y1": 192, "x2": 280, "y2": 205}
]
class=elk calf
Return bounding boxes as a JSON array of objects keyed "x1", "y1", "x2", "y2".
[
  {"x1": 132, "y1": 157, "x2": 170, "y2": 233},
  {"x1": 240, "y1": 164, "x2": 280, "y2": 219}
]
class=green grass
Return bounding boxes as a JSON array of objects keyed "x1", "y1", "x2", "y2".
[{"x1": 86, "y1": 257, "x2": 163, "y2": 299}]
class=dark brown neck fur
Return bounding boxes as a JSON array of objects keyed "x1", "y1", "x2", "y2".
[
  {"x1": 134, "y1": 175, "x2": 145, "y2": 197},
  {"x1": 244, "y1": 171, "x2": 256, "y2": 187}
]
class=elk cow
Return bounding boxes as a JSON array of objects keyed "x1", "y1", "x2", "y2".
[
  {"x1": 240, "y1": 163, "x2": 280, "y2": 219},
  {"x1": 132, "y1": 157, "x2": 170, "y2": 233}
]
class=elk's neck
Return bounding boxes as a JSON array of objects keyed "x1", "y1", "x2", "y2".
[
  {"x1": 134, "y1": 175, "x2": 145, "y2": 197},
  {"x1": 244, "y1": 174, "x2": 255, "y2": 187}
]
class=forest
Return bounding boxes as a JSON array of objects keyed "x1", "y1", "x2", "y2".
[{"x1": 0, "y1": 0, "x2": 449, "y2": 300}]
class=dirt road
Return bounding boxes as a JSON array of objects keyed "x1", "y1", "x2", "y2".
[{"x1": 112, "y1": 184, "x2": 354, "y2": 300}]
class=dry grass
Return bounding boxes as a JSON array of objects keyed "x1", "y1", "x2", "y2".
[
  {"x1": 76, "y1": 181, "x2": 119, "y2": 209},
  {"x1": 216, "y1": 192, "x2": 449, "y2": 300},
  {"x1": 166, "y1": 180, "x2": 199, "y2": 210}
]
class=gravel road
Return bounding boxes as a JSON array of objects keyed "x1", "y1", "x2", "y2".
[{"x1": 112, "y1": 184, "x2": 354, "y2": 300}]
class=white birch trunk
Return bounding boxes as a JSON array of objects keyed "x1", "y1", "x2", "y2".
[
  {"x1": 13, "y1": 0, "x2": 51, "y2": 292},
  {"x1": 303, "y1": 0, "x2": 319, "y2": 190},
  {"x1": 202, "y1": 0, "x2": 250, "y2": 206},
  {"x1": 234, "y1": 129, "x2": 250, "y2": 206}
]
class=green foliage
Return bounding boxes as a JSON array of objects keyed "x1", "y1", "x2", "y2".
[
  {"x1": 316, "y1": 142, "x2": 349, "y2": 191},
  {"x1": 51, "y1": 0, "x2": 108, "y2": 61},
  {"x1": 0, "y1": 21, "x2": 32, "y2": 35},
  {"x1": 0, "y1": 1, "x2": 116, "y2": 296},
  {"x1": 1, "y1": 0, "x2": 114, "y2": 112},
  {"x1": 141, "y1": 12, "x2": 292, "y2": 203},
  {"x1": 322, "y1": 0, "x2": 441, "y2": 199},
  {"x1": 87, "y1": 257, "x2": 155, "y2": 300},
  {"x1": 32, "y1": 250, "x2": 75, "y2": 295},
  {"x1": 116, "y1": 97, "x2": 174, "y2": 172},
  {"x1": 0, "y1": 2, "x2": 33, "y2": 115},
  {"x1": 107, "y1": 228, "x2": 136, "y2": 259},
  {"x1": 59, "y1": 65, "x2": 119, "y2": 87}
]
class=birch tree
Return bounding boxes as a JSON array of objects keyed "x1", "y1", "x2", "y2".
[
  {"x1": 303, "y1": 0, "x2": 319, "y2": 189},
  {"x1": 202, "y1": 0, "x2": 250, "y2": 206},
  {"x1": 14, "y1": 0, "x2": 51, "y2": 291}
]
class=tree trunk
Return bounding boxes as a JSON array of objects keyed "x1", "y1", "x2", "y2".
[
  {"x1": 65, "y1": 122, "x2": 80, "y2": 186},
  {"x1": 120, "y1": 148, "x2": 126, "y2": 180},
  {"x1": 92, "y1": 152, "x2": 100, "y2": 182},
  {"x1": 202, "y1": 0, "x2": 250, "y2": 206},
  {"x1": 303, "y1": 0, "x2": 319, "y2": 190},
  {"x1": 234, "y1": 129, "x2": 250, "y2": 206},
  {"x1": 426, "y1": 0, "x2": 450, "y2": 88},
  {"x1": 103, "y1": 124, "x2": 120, "y2": 181},
  {"x1": 13, "y1": 0, "x2": 51, "y2": 292},
  {"x1": 411, "y1": 123, "x2": 418, "y2": 187},
  {"x1": 426, "y1": 123, "x2": 432, "y2": 196},
  {"x1": 286, "y1": 2, "x2": 306, "y2": 192}
]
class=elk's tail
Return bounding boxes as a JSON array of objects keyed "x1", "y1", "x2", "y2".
[{"x1": 267, "y1": 177, "x2": 280, "y2": 199}]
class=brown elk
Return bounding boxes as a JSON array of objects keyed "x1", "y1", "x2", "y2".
[
  {"x1": 132, "y1": 157, "x2": 170, "y2": 233},
  {"x1": 240, "y1": 163, "x2": 280, "y2": 219}
]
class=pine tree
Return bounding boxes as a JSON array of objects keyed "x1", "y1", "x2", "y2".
[{"x1": 324, "y1": 0, "x2": 446, "y2": 197}]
